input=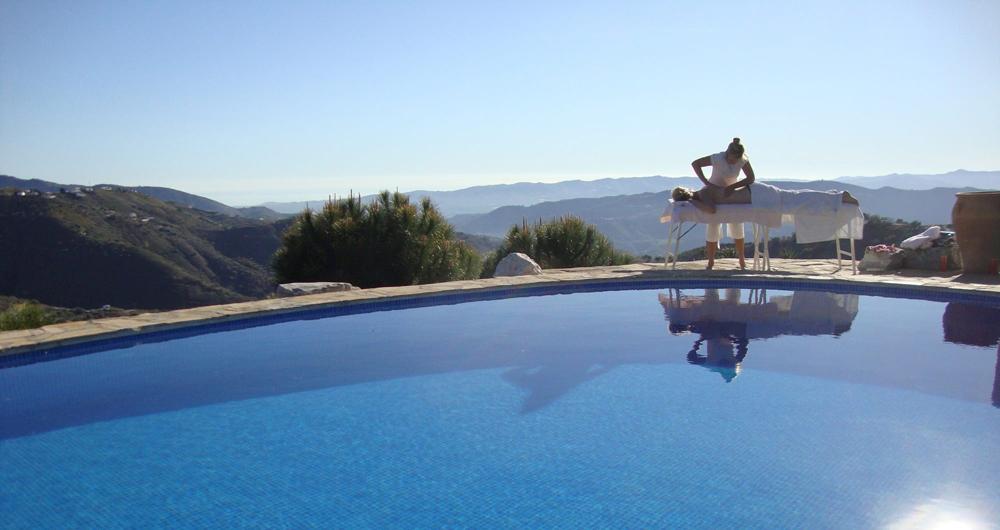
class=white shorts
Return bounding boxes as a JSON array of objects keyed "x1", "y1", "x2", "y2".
[{"x1": 706, "y1": 222, "x2": 745, "y2": 243}]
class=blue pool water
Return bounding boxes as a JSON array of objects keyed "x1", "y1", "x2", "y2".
[{"x1": 1, "y1": 286, "x2": 999, "y2": 528}]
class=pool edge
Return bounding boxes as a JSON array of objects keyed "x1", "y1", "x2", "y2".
[{"x1": 3, "y1": 260, "x2": 999, "y2": 358}]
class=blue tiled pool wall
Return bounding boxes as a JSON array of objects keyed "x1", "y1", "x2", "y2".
[{"x1": 3, "y1": 276, "x2": 999, "y2": 371}]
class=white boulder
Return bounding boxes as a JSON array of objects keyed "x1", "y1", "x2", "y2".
[
  {"x1": 494, "y1": 252, "x2": 542, "y2": 277},
  {"x1": 277, "y1": 282, "x2": 358, "y2": 297}
]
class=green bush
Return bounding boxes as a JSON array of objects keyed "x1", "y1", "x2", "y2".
[
  {"x1": 273, "y1": 191, "x2": 481, "y2": 287},
  {"x1": 0, "y1": 302, "x2": 52, "y2": 331},
  {"x1": 482, "y1": 216, "x2": 634, "y2": 277}
]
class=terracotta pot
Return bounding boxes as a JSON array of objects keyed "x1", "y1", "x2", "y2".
[{"x1": 951, "y1": 191, "x2": 1000, "y2": 273}]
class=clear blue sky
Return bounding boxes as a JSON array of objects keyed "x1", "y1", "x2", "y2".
[{"x1": 2, "y1": 0, "x2": 998, "y2": 204}]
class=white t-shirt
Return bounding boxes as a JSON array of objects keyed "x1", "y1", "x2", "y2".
[{"x1": 708, "y1": 152, "x2": 748, "y2": 187}]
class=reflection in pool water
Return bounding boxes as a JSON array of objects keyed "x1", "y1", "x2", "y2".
[
  {"x1": 1, "y1": 287, "x2": 998, "y2": 528},
  {"x1": 943, "y1": 301, "x2": 1000, "y2": 408},
  {"x1": 660, "y1": 288, "x2": 859, "y2": 382}
]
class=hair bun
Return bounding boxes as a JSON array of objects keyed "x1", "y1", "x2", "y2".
[{"x1": 732, "y1": 137, "x2": 741, "y2": 144}]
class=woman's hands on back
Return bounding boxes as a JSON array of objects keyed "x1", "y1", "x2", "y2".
[{"x1": 725, "y1": 160, "x2": 756, "y2": 196}]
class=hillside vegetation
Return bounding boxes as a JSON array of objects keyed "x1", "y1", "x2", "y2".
[
  {"x1": 0, "y1": 188, "x2": 288, "y2": 309},
  {"x1": 0, "y1": 295, "x2": 143, "y2": 328},
  {"x1": 0, "y1": 301, "x2": 51, "y2": 331}
]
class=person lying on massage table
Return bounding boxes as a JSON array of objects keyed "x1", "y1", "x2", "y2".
[
  {"x1": 686, "y1": 137, "x2": 858, "y2": 270},
  {"x1": 671, "y1": 184, "x2": 859, "y2": 215}
]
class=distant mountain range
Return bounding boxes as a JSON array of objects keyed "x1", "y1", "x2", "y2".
[
  {"x1": 0, "y1": 175, "x2": 287, "y2": 221},
  {"x1": 261, "y1": 176, "x2": 693, "y2": 216},
  {"x1": 259, "y1": 170, "x2": 999, "y2": 218},
  {"x1": 835, "y1": 169, "x2": 1000, "y2": 190},
  {"x1": 450, "y1": 181, "x2": 983, "y2": 256}
]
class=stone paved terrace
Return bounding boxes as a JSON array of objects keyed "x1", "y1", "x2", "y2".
[{"x1": 2, "y1": 258, "x2": 999, "y2": 357}]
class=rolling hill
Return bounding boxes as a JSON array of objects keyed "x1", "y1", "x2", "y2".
[
  {"x1": 0, "y1": 175, "x2": 286, "y2": 221},
  {"x1": 0, "y1": 187, "x2": 291, "y2": 309}
]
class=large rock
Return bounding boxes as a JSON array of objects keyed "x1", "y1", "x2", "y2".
[
  {"x1": 276, "y1": 282, "x2": 358, "y2": 297},
  {"x1": 494, "y1": 252, "x2": 542, "y2": 277}
]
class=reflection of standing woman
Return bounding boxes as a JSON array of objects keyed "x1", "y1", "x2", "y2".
[{"x1": 690, "y1": 138, "x2": 756, "y2": 270}]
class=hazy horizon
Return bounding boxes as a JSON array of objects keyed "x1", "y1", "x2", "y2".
[
  {"x1": 242, "y1": 168, "x2": 999, "y2": 207},
  {"x1": 3, "y1": 1, "x2": 998, "y2": 204},
  {"x1": 3, "y1": 168, "x2": 998, "y2": 207}
]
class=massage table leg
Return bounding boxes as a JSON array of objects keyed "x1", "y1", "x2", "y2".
[
  {"x1": 849, "y1": 222, "x2": 857, "y2": 274},
  {"x1": 752, "y1": 224, "x2": 761, "y2": 271},
  {"x1": 663, "y1": 221, "x2": 672, "y2": 269},
  {"x1": 850, "y1": 237, "x2": 857, "y2": 275},
  {"x1": 834, "y1": 222, "x2": 859, "y2": 275},
  {"x1": 764, "y1": 227, "x2": 771, "y2": 271},
  {"x1": 664, "y1": 221, "x2": 683, "y2": 270},
  {"x1": 672, "y1": 222, "x2": 683, "y2": 270}
]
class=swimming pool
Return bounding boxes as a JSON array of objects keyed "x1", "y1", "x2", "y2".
[{"x1": 2, "y1": 283, "x2": 998, "y2": 528}]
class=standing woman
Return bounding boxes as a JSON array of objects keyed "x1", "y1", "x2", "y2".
[{"x1": 691, "y1": 138, "x2": 756, "y2": 270}]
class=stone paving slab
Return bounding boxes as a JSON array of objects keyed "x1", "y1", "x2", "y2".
[{"x1": 2, "y1": 258, "x2": 998, "y2": 357}]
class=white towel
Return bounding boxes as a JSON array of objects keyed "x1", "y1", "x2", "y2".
[
  {"x1": 753, "y1": 183, "x2": 863, "y2": 243},
  {"x1": 900, "y1": 226, "x2": 941, "y2": 250}
]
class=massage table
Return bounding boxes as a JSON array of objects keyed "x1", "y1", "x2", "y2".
[{"x1": 660, "y1": 198, "x2": 864, "y2": 274}]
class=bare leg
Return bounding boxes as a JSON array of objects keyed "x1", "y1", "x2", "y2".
[
  {"x1": 734, "y1": 238, "x2": 746, "y2": 269},
  {"x1": 842, "y1": 191, "x2": 859, "y2": 205},
  {"x1": 706, "y1": 241, "x2": 717, "y2": 270}
]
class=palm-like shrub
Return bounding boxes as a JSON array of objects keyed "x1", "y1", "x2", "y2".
[
  {"x1": 273, "y1": 191, "x2": 481, "y2": 287},
  {"x1": 482, "y1": 216, "x2": 633, "y2": 277}
]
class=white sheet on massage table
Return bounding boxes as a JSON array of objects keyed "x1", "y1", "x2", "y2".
[
  {"x1": 659, "y1": 200, "x2": 865, "y2": 243},
  {"x1": 659, "y1": 201, "x2": 781, "y2": 228}
]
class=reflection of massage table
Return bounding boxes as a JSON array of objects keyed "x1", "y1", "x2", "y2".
[
  {"x1": 659, "y1": 289, "x2": 860, "y2": 338},
  {"x1": 659, "y1": 194, "x2": 865, "y2": 274}
]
